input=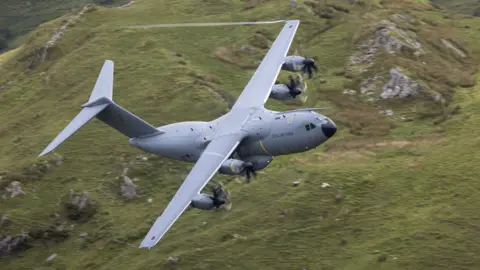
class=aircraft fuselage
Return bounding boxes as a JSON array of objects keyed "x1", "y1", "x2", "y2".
[{"x1": 129, "y1": 109, "x2": 336, "y2": 172}]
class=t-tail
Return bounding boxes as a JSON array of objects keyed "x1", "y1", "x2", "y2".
[{"x1": 38, "y1": 60, "x2": 164, "y2": 157}]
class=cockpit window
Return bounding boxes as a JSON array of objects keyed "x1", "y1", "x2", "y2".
[{"x1": 305, "y1": 123, "x2": 316, "y2": 131}]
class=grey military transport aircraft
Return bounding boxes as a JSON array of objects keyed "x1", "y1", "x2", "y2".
[{"x1": 38, "y1": 20, "x2": 336, "y2": 249}]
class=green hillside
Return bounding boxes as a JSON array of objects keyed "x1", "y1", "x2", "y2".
[
  {"x1": 0, "y1": 0, "x2": 130, "y2": 51},
  {"x1": 2, "y1": 0, "x2": 480, "y2": 269},
  {"x1": 430, "y1": 0, "x2": 480, "y2": 16}
]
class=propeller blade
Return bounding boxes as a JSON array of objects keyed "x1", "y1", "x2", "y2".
[
  {"x1": 246, "y1": 170, "x2": 251, "y2": 183},
  {"x1": 301, "y1": 65, "x2": 307, "y2": 76},
  {"x1": 287, "y1": 76, "x2": 292, "y2": 90},
  {"x1": 243, "y1": 162, "x2": 257, "y2": 184}
]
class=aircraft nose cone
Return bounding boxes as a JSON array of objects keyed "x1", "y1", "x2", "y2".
[{"x1": 321, "y1": 119, "x2": 337, "y2": 138}]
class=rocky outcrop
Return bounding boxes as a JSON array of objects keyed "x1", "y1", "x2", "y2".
[
  {"x1": 120, "y1": 167, "x2": 137, "y2": 199},
  {"x1": 118, "y1": 1, "x2": 135, "y2": 8},
  {"x1": 0, "y1": 216, "x2": 11, "y2": 228},
  {"x1": 120, "y1": 175, "x2": 137, "y2": 199},
  {"x1": 0, "y1": 233, "x2": 31, "y2": 257},
  {"x1": 343, "y1": 89, "x2": 357, "y2": 95},
  {"x1": 5, "y1": 181, "x2": 26, "y2": 197},
  {"x1": 375, "y1": 20, "x2": 423, "y2": 55},
  {"x1": 350, "y1": 20, "x2": 424, "y2": 68},
  {"x1": 167, "y1": 256, "x2": 180, "y2": 265},
  {"x1": 380, "y1": 68, "x2": 420, "y2": 99},
  {"x1": 359, "y1": 74, "x2": 383, "y2": 97},
  {"x1": 64, "y1": 190, "x2": 97, "y2": 221},
  {"x1": 40, "y1": 5, "x2": 91, "y2": 63},
  {"x1": 357, "y1": 69, "x2": 421, "y2": 100},
  {"x1": 0, "y1": 219, "x2": 76, "y2": 257},
  {"x1": 441, "y1": 39, "x2": 467, "y2": 59}
]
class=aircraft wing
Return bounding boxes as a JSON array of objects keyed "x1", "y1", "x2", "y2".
[
  {"x1": 139, "y1": 132, "x2": 244, "y2": 248},
  {"x1": 231, "y1": 20, "x2": 300, "y2": 111}
]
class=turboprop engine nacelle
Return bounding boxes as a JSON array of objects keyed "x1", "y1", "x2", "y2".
[
  {"x1": 218, "y1": 159, "x2": 247, "y2": 175},
  {"x1": 282, "y1": 55, "x2": 306, "y2": 72},
  {"x1": 282, "y1": 55, "x2": 318, "y2": 79},
  {"x1": 190, "y1": 193, "x2": 217, "y2": 210},
  {"x1": 270, "y1": 84, "x2": 300, "y2": 101}
]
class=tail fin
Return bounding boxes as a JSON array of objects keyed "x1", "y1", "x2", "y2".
[
  {"x1": 39, "y1": 60, "x2": 163, "y2": 157},
  {"x1": 88, "y1": 59, "x2": 113, "y2": 102}
]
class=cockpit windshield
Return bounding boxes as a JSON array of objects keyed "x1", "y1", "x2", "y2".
[{"x1": 305, "y1": 123, "x2": 316, "y2": 131}]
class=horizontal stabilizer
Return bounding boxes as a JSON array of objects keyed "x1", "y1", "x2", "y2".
[
  {"x1": 39, "y1": 104, "x2": 109, "y2": 157},
  {"x1": 276, "y1": 107, "x2": 330, "y2": 114}
]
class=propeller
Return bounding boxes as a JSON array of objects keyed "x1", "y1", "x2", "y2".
[
  {"x1": 211, "y1": 183, "x2": 232, "y2": 210},
  {"x1": 211, "y1": 183, "x2": 227, "y2": 207},
  {"x1": 286, "y1": 74, "x2": 303, "y2": 98},
  {"x1": 301, "y1": 57, "x2": 318, "y2": 79},
  {"x1": 243, "y1": 162, "x2": 257, "y2": 184}
]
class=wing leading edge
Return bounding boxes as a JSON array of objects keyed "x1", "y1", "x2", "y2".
[
  {"x1": 231, "y1": 20, "x2": 300, "y2": 111},
  {"x1": 139, "y1": 132, "x2": 245, "y2": 248}
]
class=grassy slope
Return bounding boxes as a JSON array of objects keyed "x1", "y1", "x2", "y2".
[
  {"x1": 1, "y1": 0, "x2": 480, "y2": 269},
  {"x1": 430, "y1": 0, "x2": 480, "y2": 15},
  {"x1": 0, "y1": 0, "x2": 130, "y2": 49}
]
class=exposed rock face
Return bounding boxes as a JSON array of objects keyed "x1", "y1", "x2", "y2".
[
  {"x1": 343, "y1": 89, "x2": 357, "y2": 95},
  {"x1": 120, "y1": 167, "x2": 137, "y2": 199},
  {"x1": 53, "y1": 153, "x2": 64, "y2": 166},
  {"x1": 381, "y1": 68, "x2": 420, "y2": 99},
  {"x1": 375, "y1": 20, "x2": 423, "y2": 55},
  {"x1": 350, "y1": 20, "x2": 424, "y2": 69},
  {"x1": 64, "y1": 191, "x2": 97, "y2": 221},
  {"x1": 441, "y1": 39, "x2": 467, "y2": 58},
  {"x1": 358, "y1": 69, "x2": 421, "y2": 100},
  {"x1": 290, "y1": 0, "x2": 296, "y2": 8},
  {"x1": 121, "y1": 175, "x2": 137, "y2": 199},
  {"x1": 380, "y1": 109, "x2": 394, "y2": 116},
  {"x1": 5, "y1": 181, "x2": 26, "y2": 197},
  {"x1": 1, "y1": 221, "x2": 74, "y2": 257},
  {"x1": 118, "y1": 1, "x2": 136, "y2": 9},
  {"x1": 40, "y1": 5, "x2": 91, "y2": 63},
  {"x1": 0, "y1": 216, "x2": 11, "y2": 228},
  {"x1": 167, "y1": 256, "x2": 179, "y2": 265},
  {"x1": 46, "y1": 253, "x2": 57, "y2": 262},
  {"x1": 0, "y1": 234, "x2": 30, "y2": 256},
  {"x1": 360, "y1": 74, "x2": 383, "y2": 97}
]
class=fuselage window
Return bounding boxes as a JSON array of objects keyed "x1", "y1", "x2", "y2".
[
  {"x1": 310, "y1": 123, "x2": 316, "y2": 129},
  {"x1": 305, "y1": 124, "x2": 310, "y2": 131}
]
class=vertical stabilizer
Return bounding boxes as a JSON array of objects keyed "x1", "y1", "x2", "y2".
[
  {"x1": 89, "y1": 60, "x2": 113, "y2": 102},
  {"x1": 38, "y1": 60, "x2": 163, "y2": 157}
]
